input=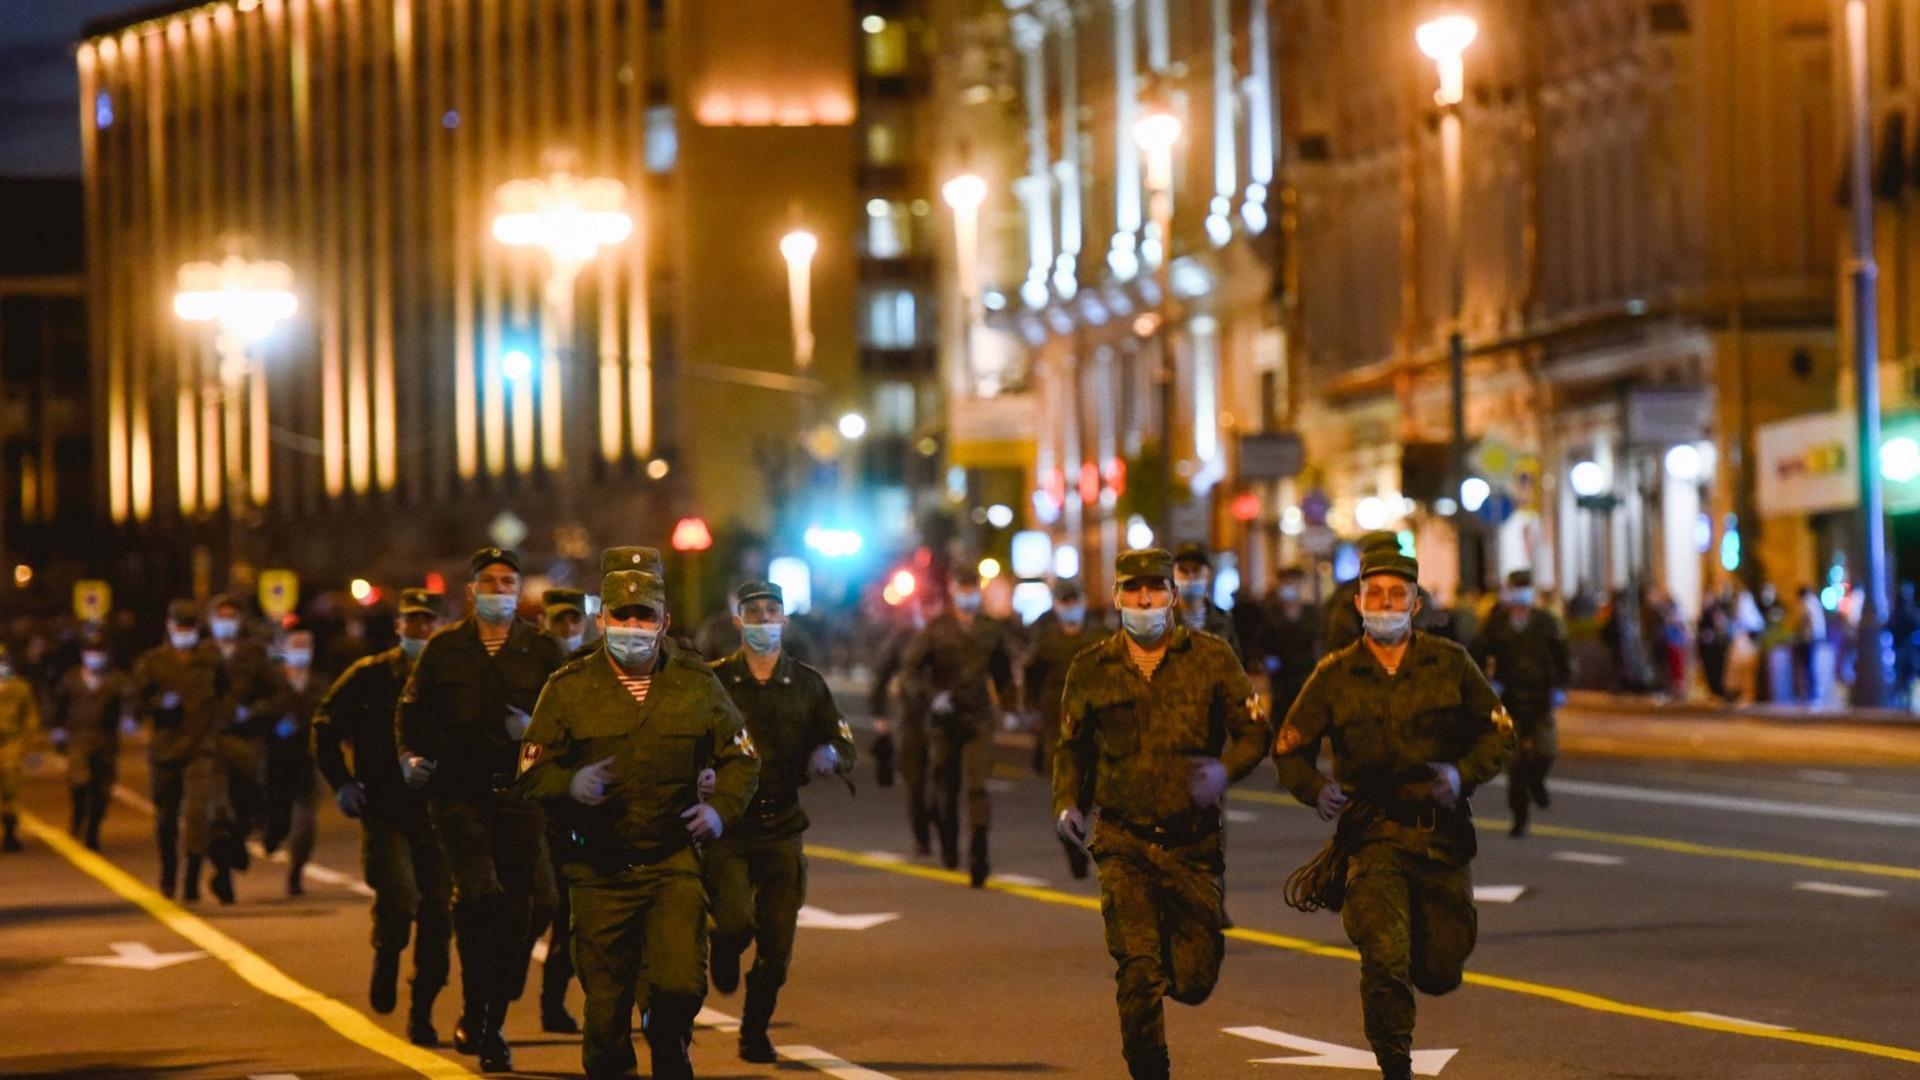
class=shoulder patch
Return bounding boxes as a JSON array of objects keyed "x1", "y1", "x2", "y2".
[
  {"x1": 517, "y1": 741, "x2": 543, "y2": 775},
  {"x1": 1274, "y1": 722, "x2": 1304, "y2": 754},
  {"x1": 732, "y1": 727, "x2": 759, "y2": 759},
  {"x1": 836, "y1": 719, "x2": 854, "y2": 744},
  {"x1": 1490, "y1": 704, "x2": 1515, "y2": 737}
]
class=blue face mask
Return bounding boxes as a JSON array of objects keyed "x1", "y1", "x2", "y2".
[
  {"x1": 952, "y1": 591, "x2": 982, "y2": 614},
  {"x1": 1056, "y1": 604, "x2": 1086, "y2": 627},
  {"x1": 1362, "y1": 610, "x2": 1412, "y2": 644},
  {"x1": 1509, "y1": 589, "x2": 1535, "y2": 608},
  {"x1": 210, "y1": 616, "x2": 241, "y2": 642},
  {"x1": 474, "y1": 593, "x2": 518, "y2": 625},
  {"x1": 1120, "y1": 605, "x2": 1172, "y2": 643},
  {"x1": 282, "y1": 649, "x2": 312, "y2": 669},
  {"x1": 399, "y1": 636, "x2": 428, "y2": 660},
  {"x1": 604, "y1": 626, "x2": 659, "y2": 667},
  {"x1": 168, "y1": 629, "x2": 199, "y2": 651},
  {"x1": 742, "y1": 623, "x2": 783, "y2": 654},
  {"x1": 559, "y1": 634, "x2": 585, "y2": 654}
]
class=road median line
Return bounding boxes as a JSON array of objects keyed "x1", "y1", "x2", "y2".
[
  {"x1": 805, "y1": 842, "x2": 1920, "y2": 1066},
  {"x1": 18, "y1": 810, "x2": 474, "y2": 1079}
]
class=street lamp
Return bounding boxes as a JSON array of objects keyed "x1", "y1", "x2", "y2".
[
  {"x1": 1133, "y1": 101, "x2": 1183, "y2": 540},
  {"x1": 174, "y1": 253, "x2": 297, "y2": 536},
  {"x1": 1843, "y1": 0, "x2": 1894, "y2": 707},
  {"x1": 1417, "y1": 11, "x2": 1479, "y2": 592},
  {"x1": 779, "y1": 229, "x2": 819, "y2": 371}
]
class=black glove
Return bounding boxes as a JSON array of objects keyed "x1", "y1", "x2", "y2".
[{"x1": 871, "y1": 731, "x2": 896, "y2": 787}]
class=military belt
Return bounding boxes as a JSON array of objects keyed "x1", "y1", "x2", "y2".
[
  {"x1": 1377, "y1": 799, "x2": 1467, "y2": 830},
  {"x1": 1097, "y1": 806, "x2": 1222, "y2": 847}
]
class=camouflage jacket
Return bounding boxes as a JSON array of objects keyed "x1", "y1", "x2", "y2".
[
  {"x1": 55, "y1": 668, "x2": 131, "y2": 755},
  {"x1": 1469, "y1": 607, "x2": 1572, "y2": 718},
  {"x1": 1022, "y1": 622, "x2": 1104, "y2": 721},
  {"x1": 900, "y1": 611, "x2": 1016, "y2": 728},
  {"x1": 131, "y1": 641, "x2": 230, "y2": 764},
  {"x1": 1053, "y1": 626, "x2": 1269, "y2": 821},
  {"x1": 516, "y1": 648, "x2": 760, "y2": 865},
  {"x1": 711, "y1": 649, "x2": 856, "y2": 839}
]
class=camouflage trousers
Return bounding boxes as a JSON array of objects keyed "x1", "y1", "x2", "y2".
[
  {"x1": 1091, "y1": 818, "x2": 1226, "y2": 1073},
  {"x1": 1342, "y1": 840, "x2": 1477, "y2": 1075}
]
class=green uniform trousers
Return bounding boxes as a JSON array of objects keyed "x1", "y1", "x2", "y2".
[
  {"x1": 1342, "y1": 840, "x2": 1477, "y2": 1074},
  {"x1": 151, "y1": 751, "x2": 228, "y2": 864},
  {"x1": 430, "y1": 792, "x2": 556, "y2": 1015},
  {"x1": 1091, "y1": 819, "x2": 1225, "y2": 1072},
  {"x1": 705, "y1": 831, "x2": 806, "y2": 991},
  {"x1": 1506, "y1": 709, "x2": 1558, "y2": 817},
  {"x1": 569, "y1": 848, "x2": 709, "y2": 1079},
  {"x1": 362, "y1": 810, "x2": 453, "y2": 999},
  {"x1": 897, "y1": 711, "x2": 931, "y2": 847},
  {"x1": 928, "y1": 714, "x2": 992, "y2": 832}
]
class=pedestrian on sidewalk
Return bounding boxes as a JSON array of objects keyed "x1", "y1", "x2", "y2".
[{"x1": 1890, "y1": 582, "x2": 1920, "y2": 709}]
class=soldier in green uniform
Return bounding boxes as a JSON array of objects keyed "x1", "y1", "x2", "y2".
[
  {"x1": 0, "y1": 644, "x2": 42, "y2": 853},
  {"x1": 313, "y1": 587, "x2": 453, "y2": 1046},
  {"x1": 210, "y1": 593, "x2": 276, "y2": 845},
  {"x1": 706, "y1": 579, "x2": 855, "y2": 1062},
  {"x1": 1054, "y1": 549, "x2": 1271, "y2": 1080},
  {"x1": 255, "y1": 623, "x2": 327, "y2": 894},
  {"x1": 1320, "y1": 533, "x2": 1450, "y2": 655},
  {"x1": 1274, "y1": 549, "x2": 1513, "y2": 1080},
  {"x1": 1023, "y1": 580, "x2": 1103, "y2": 878},
  {"x1": 900, "y1": 564, "x2": 1016, "y2": 886},
  {"x1": 1172, "y1": 542, "x2": 1243, "y2": 661},
  {"x1": 132, "y1": 600, "x2": 236, "y2": 901},
  {"x1": 869, "y1": 589, "x2": 937, "y2": 853},
  {"x1": 52, "y1": 634, "x2": 133, "y2": 850},
  {"x1": 1469, "y1": 569, "x2": 1571, "y2": 837},
  {"x1": 517, "y1": 559, "x2": 760, "y2": 1080},
  {"x1": 397, "y1": 547, "x2": 564, "y2": 1072},
  {"x1": 536, "y1": 586, "x2": 591, "y2": 1034}
]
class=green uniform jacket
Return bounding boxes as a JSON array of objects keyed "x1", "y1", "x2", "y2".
[
  {"x1": 710, "y1": 649, "x2": 857, "y2": 840},
  {"x1": 396, "y1": 616, "x2": 564, "y2": 797},
  {"x1": 1053, "y1": 627, "x2": 1269, "y2": 820},
  {"x1": 220, "y1": 639, "x2": 281, "y2": 740},
  {"x1": 0, "y1": 676, "x2": 41, "y2": 742},
  {"x1": 1023, "y1": 623, "x2": 1105, "y2": 721},
  {"x1": 131, "y1": 642, "x2": 231, "y2": 764},
  {"x1": 312, "y1": 646, "x2": 420, "y2": 816},
  {"x1": 515, "y1": 649, "x2": 760, "y2": 866},
  {"x1": 1469, "y1": 607, "x2": 1572, "y2": 722},
  {"x1": 900, "y1": 612, "x2": 1016, "y2": 729},
  {"x1": 1177, "y1": 600, "x2": 1243, "y2": 662},
  {"x1": 1274, "y1": 632, "x2": 1511, "y2": 814},
  {"x1": 56, "y1": 668, "x2": 132, "y2": 757}
]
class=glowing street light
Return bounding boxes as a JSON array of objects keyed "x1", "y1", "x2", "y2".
[
  {"x1": 175, "y1": 253, "x2": 298, "y2": 517},
  {"x1": 1132, "y1": 108, "x2": 1184, "y2": 192},
  {"x1": 780, "y1": 229, "x2": 819, "y2": 371},
  {"x1": 1416, "y1": 13, "x2": 1479, "y2": 107},
  {"x1": 1570, "y1": 460, "x2": 1608, "y2": 498},
  {"x1": 838, "y1": 412, "x2": 868, "y2": 440},
  {"x1": 502, "y1": 349, "x2": 534, "y2": 382}
]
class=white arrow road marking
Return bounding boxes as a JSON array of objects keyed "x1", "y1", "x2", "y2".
[
  {"x1": 1682, "y1": 1011, "x2": 1794, "y2": 1032},
  {"x1": 1551, "y1": 851, "x2": 1625, "y2": 866},
  {"x1": 67, "y1": 942, "x2": 208, "y2": 971},
  {"x1": 1224, "y1": 808, "x2": 1261, "y2": 824},
  {"x1": 349, "y1": 881, "x2": 377, "y2": 898},
  {"x1": 1225, "y1": 1026, "x2": 1457, "y2": 1074},
  {"x1": 1793, "y1": 881, "x2": 1889, "y2": 899},
  {"x1": 698, "y1": 1007, "x2": 902, "y2": 1078},
  {"x1": 795, "y1": 905, "x2": 900, "y2": 931},
  {"x1": 1473, "y1": 885, "x2": 1527, "y2": 904},
  {"x1": 989, "y1": 873, "x2": 1049, "y2": 887},
  {"x1": 695, "y1": 1005, "x2": 740, "y2": 1033}
]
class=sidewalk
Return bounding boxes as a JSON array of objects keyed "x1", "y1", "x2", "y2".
[
  {"x1": 1562, "y1": 691, "x2": 1920, "y2": 765},
  {"x1": 1565, "y1": 689, "x2": 1918, "y2": 726}
]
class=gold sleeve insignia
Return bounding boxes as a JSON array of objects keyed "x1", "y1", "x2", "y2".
[
  {"x1": 1491, "y1": 705, "x2": 1514, "y2": 737},
  {"x1": 733, "y1": 728, "x2": 759, "y2": 758},
  {"x1": 1274, "y1": 723, "x2": 1304, "y2": 754}
]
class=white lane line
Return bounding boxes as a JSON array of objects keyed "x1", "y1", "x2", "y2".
[
  {"x1": 858, "y1": 850, "x2": 906, "y2": 863},
  {"x1": 249, "y1": 1074, "x2": 303, "y2": 1079},
  {"x1": 1551, "y1": 851, "x2": 1625, "y2": 867},
  {"x1": 1526, "y1": 776, "x2": 1920, "y2": 829},
  {"x1": 1473, "y1": 885, "x2": 1527, "y2": 904},
  {"x1": 988, "y1": 873, "x2": 1049, "y2": 888},
  {"x1": 1793, "y1": 881, "x2": 1890, "y2": 899},
  {"x1": 115, "y1": 785, "x2": 379, "y2": 898},
  {"x1": 1794, "y1": 770, "x2": 1851, "y2": 785},
  {"x1": 1224, "y1": 808, "x2": 1260, "y2": 824},
  {"x1": 1681, "y1": 1011, "x2": 1794, "y2": 1032},
  {"x1": 699, "y1": 1008, "x2": 903, "y2": 1079}
]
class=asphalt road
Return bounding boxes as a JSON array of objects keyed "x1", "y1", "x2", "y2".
[{"x1": 3, "y1": 696, "x2": 1917, "y2": 1079}]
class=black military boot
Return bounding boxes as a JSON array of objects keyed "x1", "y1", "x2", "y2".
[
  {"x1": 452, "y1": 999, "x2": 486, "y2": 1055},
  {"x1": 645, "y1": 1000, "x2": 697, "y2": 1080},
  {"x1": 477, "y1": 998, "x2": 513, "y2": 1072},
  {"x1": 1379, "y1": 1060, "x2": 1414, "y2": 1080},
  {"x1": 738, "y1": 974, "x2": 778, "y2": 1063},
  {"x1": 210, "y1": 866, "x2": 236, "y2": 905},
  {"x1": 2, "y1": 813, "x2": 20, "y2": 852},
  {"x1": 937, "y1": 809, "x2": 960, "y2": 870},
  {"x1": 406, "y1": 1004, "x2": 440, "y2": 1047},
  {"x1": 369, "y1": 948, "x2": 401, "y2": 1014},
  {"x1": 1508, "y1": 796, "x2": 1530, "y2": 839},
  {"x1": 968, "y1": 827, "x2": 990, "y2": 888},
  {"x1": 1125, "y1": 1045, "x2": 1170, "y2": 1080},
  {"x1": 182, "y1": 854, "x2": 204, "y2": 902},
  {"x1": 709, "y1": 933, "x2": 745, "y2": 994}
]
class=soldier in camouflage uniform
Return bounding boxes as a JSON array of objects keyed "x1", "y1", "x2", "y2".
[
  {"x1": 132, "y1": 600, "x2": 236, "y2": 901},
  {"x1": 516, "y1": 559, "x2": 760, "y2": 1080},
  {"x1": 1171, "y1": 542, "x2": 1243, "y2": 661},
  {"x1": 1023, "y1": 580, "x2": 1103, "y2": 877},
  {"x1": 1320, "y1": 533, "x2": 1449, "y2": 655},
  {"x1": 900, "y1": 564, "x2": 1016, "y2": 886},
  {"x1": 869, "y1": 589, "x2": 938, "y2": 853},
  {"x1": 1469, "y1": 569, "x2": 1571, "y2": 837},
  {"x1": 536, "y1": 586, "x2": 591, "y2": 1034},
  {"x1": 1274, "y1": 549, "x2": 1512, "y2": 1080},
  {"x1": 0, "y1": 644, "x2": 42, "y2": 853},
  {"x1": 1055, "y1": 549, "x2": 1271, "y2": 1080},
  {"x1": 706, "y1": 580, "x2": 856, "y2": 1062},
  {"x1": 52, "y1": 634, "x2": 133, "y2": 851}
]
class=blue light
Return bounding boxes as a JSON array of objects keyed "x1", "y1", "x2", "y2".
[
  {"x1": 1719, "y1": 517, "x2": 1741, "y2": 573},
  {"x1": 94, "y1": 91, "x2": 114, "y2": 130},
  {"x1": 803, "y1": 526, "x2": 863, "y2": 560},
  {"x1": 442, "y1": 110, "x2": 461, "y2": 129}
]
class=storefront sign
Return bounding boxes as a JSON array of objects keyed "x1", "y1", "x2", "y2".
[
  {"x1": 1628, "y1": 385, "x2": 1712, "y2": 445},
  {"x1": 1238, "y1": 433, "x2": 1304, "y2": 480},
  {"x1": 1753, "y1": 411, "x2": 1855, "y2": 516}
]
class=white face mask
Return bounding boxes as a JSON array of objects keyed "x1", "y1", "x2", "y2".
[
  {"x1": 604, "y1": 625, "x2": 659, "y2": 667},
  {"x1": 1278, "y1": 586, "x2": 1301, "y2": 604},
  {"x1": 1508, "y1": 588, "x2": 1535, "y2": 608},
  {"x1": 1120, "y1": 605, "x2": 1172, "y2": 643},
  {"x1": 82, "y1": 651, "x2": 109, "y2": 672},
  {"x1": 474, "y1": 593, "x2": 518, "y2": 625},
  {"x1": 1056, "y1": 604, "x2": 1086, "y2": 628},
  {"x1": 1362, "y1": 610, "x2": 1413, "y2": 644},
  {"x1": 952, "y1": 590, "x2": 982, "y2": 614},
  {"x1": 399, "y1": 636, "x2": 428, "y2": 660},
  {"x1": 742, "y1": 623, "x2": 783, "y2": 654},
  {"x1": 168, "y1": 629, "x2": 199, "y2": 651},
  {"x1": 1177, "y1": 577, "x2": 1208, "y2": 603},
  {"x1": 559, "y1": 633, "x2": 585, "y2": 654},
  {"x1": 282, "y1": 649, "x2": 312, "y2": 669},
  {"x1": 210, "y1": 616, "x2": 240, "y2": 642}
]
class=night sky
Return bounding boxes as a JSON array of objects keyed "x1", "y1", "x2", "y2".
[{"x1": 0, "y1": 1, "x2": 153, "y2": 177}]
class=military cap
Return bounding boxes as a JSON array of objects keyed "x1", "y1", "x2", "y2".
[
  {"x1": 1356, "y1": 530, "x2": 1402, "y2": 555},
  {"x1": 950, "y1": 564, "x2": 982, "y2": 587},
  {"x1": 1172, "y1": 541, "x2": 1212, "y2": 567},
  {"x1": 602, "y1": 570, "x2": 666, "y2": 613},
  {"x1": 1358, "y1": 548, "x2": 1419, "y2": 583},
  {"x1": 1506, "y1": 568, "x2": 1534, "y2": 589},
  {"x1": 601, "y1": 545, "x2": 665, "y2": 578},
  {"x1": 470, "y1": 546, "x2": 521, "y2": 577},
  {"x1": 208, "y1": 592, "x2": 243, "y2": 613},
  {"x1": 734, "y1": 580, "x2": 783, "y2": 607},
  {"x1": 1115, "y1": 548, "x2": 1175, "y2": 585},
  {"x1": 542, "y1": 588, "x2": 587, "y2": 617},
  {"x1": 397, "y1": 588, "x2": 441, "y2": 616},
  {"x1": 166, "y1": 599, "x2": 201, "y2": 625},
  {"x1": 1053, "y1": 579, "x2": 1084, "y2": 602}
]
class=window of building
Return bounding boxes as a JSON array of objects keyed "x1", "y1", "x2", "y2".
[
  {"x1": 645, "y1": 105, "x2": 678, "y2": 173},
  {"x1": 865, "y1": 198, "x2": 913, "y2": 258},
  {"x1": 866, "y1": 120, "x2": 902, "y2": 165},
  {"x1": 863, "y1": 17, "x2": 910, "y2": 76},
  {"x1": 862, "y1": 288, "x2": 919, "y2": 349},
  {"x1": 873, "y1": 380, "x2": 917, "y2": 435}
]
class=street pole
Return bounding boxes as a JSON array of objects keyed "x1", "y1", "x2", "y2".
[
  {"x1": 1420, "y1": 13, "x2": 1478, "y2": 596},
  {"x1": 1134, "y1": 105, "x2": 1183, "y2": 545},
  {"x1": 1845, "y1": 0, "x2": 1893, "y2": 707}
]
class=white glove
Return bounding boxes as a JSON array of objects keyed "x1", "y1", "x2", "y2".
[
  {"x1": 683, "y1": 803, "x2": 723, "y2": 841},
  {"x1": 1056, "y1": 807, "x2": 1090, "y2": 852},
  {"x1": 1428, "y1": 762, "x2": 1461, "y2": 809},
  {"x1": 807, "y1": 745, "x2": 839, "y2": 777},
  {"x1": 49, "y1": 727, "x2": 69, "y2": 751},
  {"x1": 569, "y1": 757, "x2": 617, "y2": 805},
  {"x1": 930, "y1": 691, "x2": 954, "y2": 715},
  {"x1": 119, "y1": 715, "x2": 139, "y2": 736},
  {"x1": 1187, "y1": 757, "x2": 1229, "y2": 808},
  {"x1": 399, "y1": 754, "x2": 437, "y2": 789},
  {"x1": 697, "y1": 767, "x2": 717, "y2": 800},
  {"x1": 160, "y1": 691, "x2": 182, "y2": 710},
  {"x1": 1315, "y1": 782, "x2": 1349, "y2": 822},
  {"x1": 504, "y1": 705, "x2": 532, "y2": 740}
]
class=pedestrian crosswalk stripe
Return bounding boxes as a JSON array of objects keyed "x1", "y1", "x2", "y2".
[
  {"x1": 806, "y1": 843, "x2": 1920, "y2": 1067},
  {"x1": 18, "y1": 811, "x2": 476, "y2": 1078}
]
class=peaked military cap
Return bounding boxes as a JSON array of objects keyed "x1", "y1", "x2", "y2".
[
  {"x1": 166, "y1": 599, "x2": 201, "y2": 625},
  {"x1": 1172, "y1": 541, "x2": 1212, "y2": 567},
  {"x1": 1358, "y1": 549, "x2": 1419, "y2": 583},
  {"x1": 542, "y1": 588, "x2": 587, "y2": 616},
  {"x1": 1506, "y1": 568, "x2": 1534, "y2": 589},
  {"x1": 470, "y1": 546, "x2": 521, "y2": 577},
  {"x1": 734, "y1": 580, "x2": 783, "y2": 607},
  {"x1": 601, "y1": 546, "x2": 665, "y2": 578},
  {"x1": 1356, "y1": 530, "x2": 1402, "y2": 555},
  {"x1": 398, "y1": 588, "x2": 442, "y2": 616},
  {"x1": 603, "y1": 570, "x2": 666, "y2": 613},
  {"x1": 1053, "y1": 579, "x2": 1084, "y2": 601},
  {"x1": 1115, "y1": 548, "x2": 1175, "y2": 585}
]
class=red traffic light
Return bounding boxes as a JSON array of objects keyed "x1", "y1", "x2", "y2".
[{"x1": 671, "y1": 517, "x2": 714, "y2": 552}]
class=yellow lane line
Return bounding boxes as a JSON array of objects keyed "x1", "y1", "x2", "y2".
[
  {"x1": 1228, "y1": 788, "x2": 1920, "y2": 882},
  {"x1": 805, "y1": 843, "x2": 1920, "y2": 1067},
  {"x1": 19, "y1": 810, "x2": 474, "y2": 1079}
]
